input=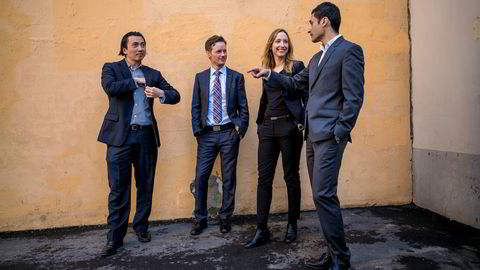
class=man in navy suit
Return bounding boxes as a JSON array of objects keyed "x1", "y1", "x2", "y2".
[
  {"x1": 249, "y1": 3, "x2": 364, "y2": 269},
  {"x1": 98, "y1": 31, "x2": 180, "y2": 257},
  {"x1": 190, "y1": 35, "x2": 249, "y2": 235}
]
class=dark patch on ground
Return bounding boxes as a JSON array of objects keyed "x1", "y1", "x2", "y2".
[
  {"x1": 395, "y1": 255, "x2": 440, "y2": 270},
  {"x1": 346, "y1": 229, "x2": 387, "y2": 244},
  {"x1": 369, "y1": 205, "x2": 480, "y2": 249}
]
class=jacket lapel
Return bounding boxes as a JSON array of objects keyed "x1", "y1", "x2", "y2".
[
  {"x1": 201, "y1": 69, "x2": 210, "y2": 112},
  {"x1": 225, "y1": 67, "x2": 233, "y2": 109},
  {"x1": 119, "y1": 59, "x2": 132, "y2": 80},
  {"x1": 140, "y1": 66, "x2": 152, "y2": 87},
  {"x1": 310, "y1": 36, "x2": 344, "y2": 88}
]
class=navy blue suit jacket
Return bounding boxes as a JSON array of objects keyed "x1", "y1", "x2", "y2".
[
  {"x1": 98, "y1": 59, "x2": 181, "y2": 147},
  {"x1": 191, "y1": 67, "x2": 249, "y2": 137}
]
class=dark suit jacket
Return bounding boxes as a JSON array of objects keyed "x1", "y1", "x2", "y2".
[
  {"x1": 191, "y1": 67, "x2": 249, "y2": 137},
  {"x1": 98, "y1": 59, "x2": 181, "y2": 147},
  {"x1": 267, "y1": 36, "x2": 364, "y2": 143},
  {"x1": 256, "y1": 60, "x2": 307, "y2": 126}
]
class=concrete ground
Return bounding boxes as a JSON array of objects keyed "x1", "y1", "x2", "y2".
[{"x1": 0, "y1": 205, "x2": 479, "y2": 270}]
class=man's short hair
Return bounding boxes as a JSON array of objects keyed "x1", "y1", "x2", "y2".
[
  {"x1": 118, "y1": 32, "x2": 146, "y2": 56},
  {"x1": 205, "y1": 35, "x2": 227, "y2": 52},
  {"x1": 311, "y1": 2, "x2": 341, "y2": 33}
]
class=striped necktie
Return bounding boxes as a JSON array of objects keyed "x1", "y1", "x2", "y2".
[{"x1": 212, "y1": 70, "x2": 222, "y2": 124}]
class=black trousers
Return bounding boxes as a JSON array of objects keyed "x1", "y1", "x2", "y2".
[
  {"x1": 311, "y1": 137, "x2": 350, "y2": 267},
  {"x1": 256, "y1": 118, "x2": 303, "y2": 227},
  {"x1": 194, "y1": 127, "x2": 240, "y2": 221},
  {"x1": 106, "y1": 127, "x2": 157, "y2": 243}
]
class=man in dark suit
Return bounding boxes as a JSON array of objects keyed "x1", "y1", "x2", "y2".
[
  {"x1": 98, "y1": 31, "x2": 180, "y2": 257},
  {"x1": 248, "y1": 3, "x2": 364, "y2": 269},
  {"x1": 191, "y1": 35, "x2": 249, "y2": 235}
]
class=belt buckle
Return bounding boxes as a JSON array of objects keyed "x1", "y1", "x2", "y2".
[
  {"x1": 131, "y1": 125, "x2": 138, "y2": 130},
  {"x1": 270, "y1": 116, "x2": 279, "y2": 120},
  {"x1": 213, "y1": 126, "x2": 221, "y2": 131}
]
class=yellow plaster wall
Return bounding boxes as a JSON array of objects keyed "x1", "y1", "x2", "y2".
[{"x1": 0, "y1": 0, "x2": 411, "y2": 231}]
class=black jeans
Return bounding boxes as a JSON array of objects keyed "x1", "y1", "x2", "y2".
[
  {"x1": 106, "y1": 127, "x2": 157, "y2": 243},
  {"x1": 256, "y1": 118, "x2": 303, "y2": 227}
]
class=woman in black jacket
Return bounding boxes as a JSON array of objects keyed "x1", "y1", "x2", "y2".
[{"x1": 245, "y1": 29, "x2": 307, "y2": 248}]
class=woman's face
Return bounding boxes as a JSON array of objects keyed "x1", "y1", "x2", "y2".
[{"x1": 271, "y1": 31, "x2": 289, "y2": 59}]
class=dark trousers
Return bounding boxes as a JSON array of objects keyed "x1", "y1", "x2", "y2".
[
  {"x1": 256, "y1": 118, "x2": 303, "y2": 227},
  {"x1": 306, "y1": 137, "x2": 314, "y2": 185},
  {"x1": 194, "y1": 127, "x2": 240, "y2": 221},
  {"x1": 311, "y1": 137, "x2": 350, "y2": 267},
  {"x1": 106, "y1": 127, "x2": 157, "y2": 243}
]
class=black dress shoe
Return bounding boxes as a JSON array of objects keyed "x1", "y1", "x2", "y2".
[
  {"x1": 244, "y1": 228, "x2": 270, "y2": 248},
  {"x1": 100, "y1": 240, "x2": 123, "y2": 257},
  {"x1": 284, "y1": 222, "x2": 297, "y2": 243},
  {"x1": 305, "y1": 252, "x2": 332, "y2": 269},
  {"x1": 219, "y1": 219, "x2": 231, "y2": 233},
  {"x1": 136, "y1": 231, "x2": 151, "y2": 243},
  {"x1": 190, "y1": 219, "x2": 207, "y2": 235}
]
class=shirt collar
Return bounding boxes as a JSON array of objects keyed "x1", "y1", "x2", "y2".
[
  {"x1": 125, "y1": 58, "x2": 142, "y2": 71},
  {"x1": 210, "y1": 65, "x2": 227, "y2": 76},
  {"x1": 320, "y1": 34, "x2": 342, "y2": 52}
]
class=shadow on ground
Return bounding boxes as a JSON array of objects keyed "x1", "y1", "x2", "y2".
[{"x1": 1, "y1": 205, "x2": 479, "y2": 270}]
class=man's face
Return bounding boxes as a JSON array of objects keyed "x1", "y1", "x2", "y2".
[
  {"x1": 207, "y1": 42, "x2": 227, "y2": 68},
  {"x1": 308, "y1": 14, "x2": 325, "y2": 43},
  {"x1": 123, "y1": 35, "x2": 146, "y2": 64}
]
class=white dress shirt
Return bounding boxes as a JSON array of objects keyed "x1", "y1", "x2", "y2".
[{"x1": 318, "y1": 34, "x2": 343, "y2": 66}]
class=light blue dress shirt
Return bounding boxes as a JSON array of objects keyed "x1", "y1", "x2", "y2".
[{"x1": 207, "y1": 65, "x2": 231, "y2": 126}]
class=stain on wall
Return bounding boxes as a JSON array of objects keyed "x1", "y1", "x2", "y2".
[{"x1": 474, "y1": 17, "x2": 480, "y2": 40}]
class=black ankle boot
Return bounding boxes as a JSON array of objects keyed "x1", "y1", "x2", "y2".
[
  {"x1": 244, "y1": 228, "x2": 270, "y2": 248},
  {"x1": 284, "y1": 222, "x2": 297, "y2": 243}
]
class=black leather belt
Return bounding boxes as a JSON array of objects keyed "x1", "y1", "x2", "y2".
[
  {"x1": 130, "y1": 124, "x2": 151, "y2": 130},
  {"x1": 268, "y1": 114, "x2": 289, "y2": 121},
  {"x1": 206, "y1": 122, "x2": 235, "y2": 132}
]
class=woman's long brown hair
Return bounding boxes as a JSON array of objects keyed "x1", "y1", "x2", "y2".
[{"x1": 261, "y1": 28, "x2": 294, "y2": 73}]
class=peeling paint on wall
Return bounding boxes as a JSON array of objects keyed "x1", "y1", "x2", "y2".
[
  {"x1": 474, "y1": 17, "x2": 480, "y2": 40},
  {"x1": 190, "y1": 174, "x2": 223, "y2": 222}
]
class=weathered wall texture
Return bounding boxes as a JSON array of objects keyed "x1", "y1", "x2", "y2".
[
  {"x1": 0, "y1": 0, "x2": 411, "y2": 231},
  {"x1": 411, "y1": 0, "x2": 480, "y2": 229}
]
